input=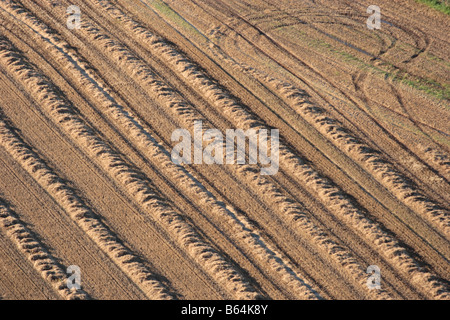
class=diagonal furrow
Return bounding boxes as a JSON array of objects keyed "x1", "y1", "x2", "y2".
[
  {"x1": 0, "y1": 22, "x2": 260, "y2": 299},
  {"x1": 63, "y1": 0, "x2": 450, "y2": 299},
  {"x1": 0, "y1": 196, "x2": 90, "y2": 300}
]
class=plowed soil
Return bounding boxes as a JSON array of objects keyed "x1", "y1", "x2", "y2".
[{"x1": 0, "y1": 0, "x2": 448, "y2": 300}]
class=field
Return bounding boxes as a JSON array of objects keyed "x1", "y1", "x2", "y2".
[{"x1": 0, "y1": 0, "x2": 449, "y2": 300}]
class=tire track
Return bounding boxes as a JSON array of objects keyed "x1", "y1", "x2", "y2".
[
  {"x1": 167, "y1": 0, "x2": 450, "y2": 264},
  {"x1": 1, "y1": 2, "x2": 277, "y2": 299},
  {"x1": 422, "y1": 147, "x2": 450, "y2": 181},
  {"x1": 44, "y1": 0, "x2": 396, "y2": 298},
  {"x1": 351, "y1": 69, "x2": 450, "y2": 183},
  {"x1": 335, "y1": 0, "x2": 432, "y2": 65},
  {"x1": 71, "y1": 0, "x2": 450, "y2": 298},
  {"x1": 252, "y1": 66, "x2": 450, "y2": 238},
  {"x1": 1, "y1": 0, "x2": 448, "y2": 299},
  {"x1": 0, "y1": 21, "x2": 260, "y2": 300},
  {"x1": 5, "y1": 0, "x2": 323, "y2": 299},
  {"x1": 118, "y1": 0, "x2": 450, "y2": 298},
  {"x1": 79, "y1": 0, "x2": 415, "y2": 299},
  {"x1": 98, "y1": 0, "x2": 428, "y2": 300},
  {"x1": 0, "y1": 8, "x2": 227, "y2": 301},
  {"x1": 198, "y1": 0, "x2": 450, "y2": 207},
  {"x1": 207, "y1": 1, "x2": 450, "y2": 212},
  {"x1": 350, "y1": 71, "x2": 448, "y2": 139},
  {"x1": 270, "y1": 1, "x2": 429, "y2": 66}
]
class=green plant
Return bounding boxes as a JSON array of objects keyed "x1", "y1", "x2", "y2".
[{"x1": 415, "y1": 0, "x2": 450, "y2": 15}]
